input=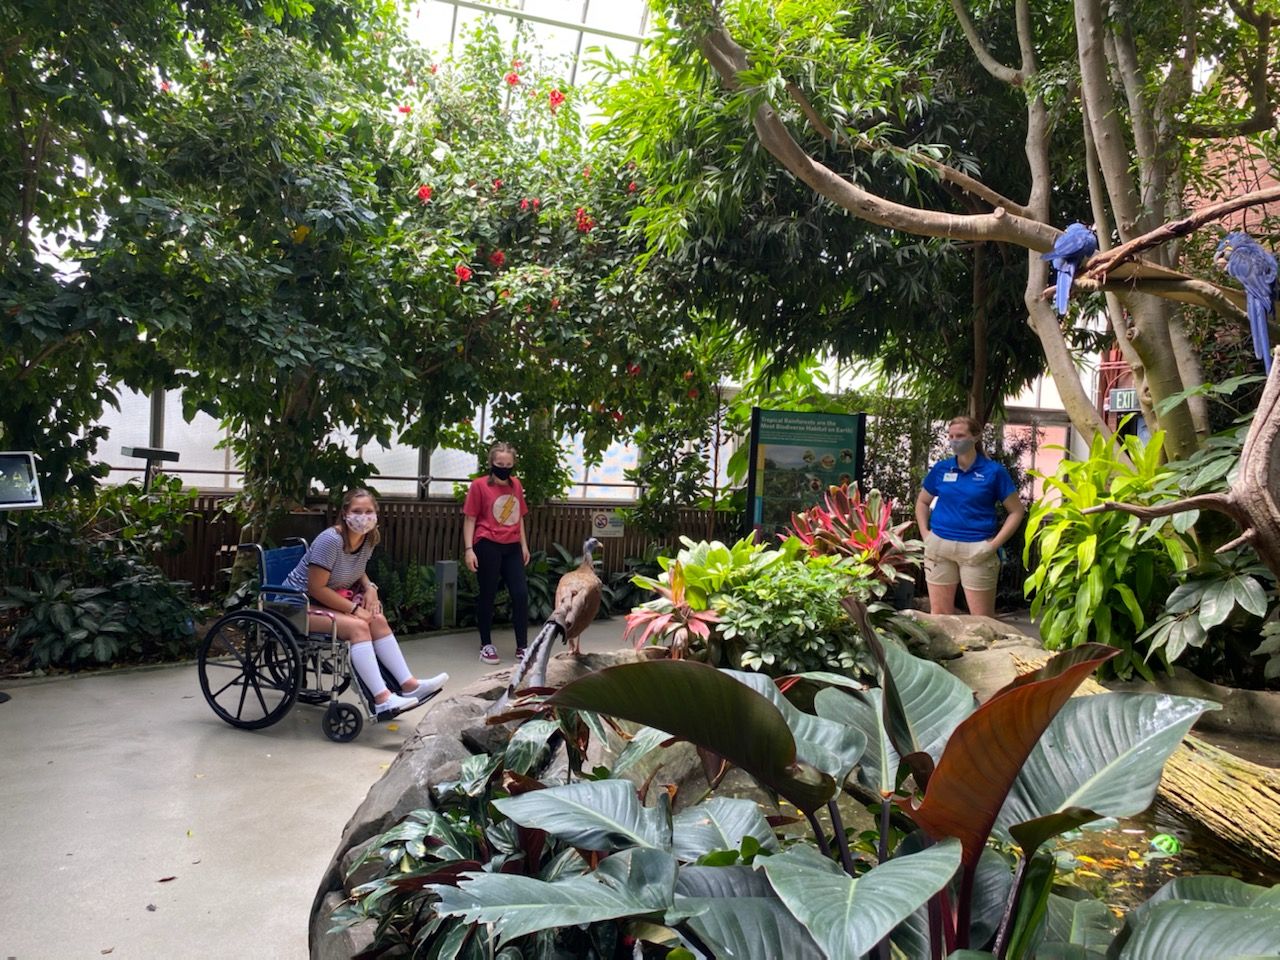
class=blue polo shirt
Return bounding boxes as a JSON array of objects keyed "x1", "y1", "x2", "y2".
[{"x1": 923, "y1": 453, "x2": 1016, "y2": 542}]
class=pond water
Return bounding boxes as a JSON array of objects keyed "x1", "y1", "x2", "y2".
[{"x1": 1052, "y1": 730, "x2": 1280, "y2": 911}]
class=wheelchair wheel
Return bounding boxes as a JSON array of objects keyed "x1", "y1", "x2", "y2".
[
  {"x1": 198, "y1": 610, "x2": 301, "y2": 729},
  {"x1": 323, "y1": 702, "x2": 363, "y2": 743}
]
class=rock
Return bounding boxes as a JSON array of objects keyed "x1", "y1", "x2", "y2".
[
  {"x1": 900, "y1": 611, "x2": 1036, "y2": 661},
  {"x1": 943, "y1": 642, "x2": 1050, "y2": 702},
  {"x1": 460, "y1": 722, "x2": 512, "y2": 755},
  {"x1": 311, "y1": 892, "x2": 376, "y2": 960}
]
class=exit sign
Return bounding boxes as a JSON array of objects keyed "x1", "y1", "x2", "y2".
[{"x1": 1110, "y1": 387, "x2": 1139, "y2": 412}]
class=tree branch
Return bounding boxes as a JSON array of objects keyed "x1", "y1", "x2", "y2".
[
  {"x1": 694, "y1": 26, "x2": 1059, "y2": 249},
  {"x1": 949, "y1": 0, "x2": 1023, "y2": 85},
  {"x1": 782, "y1": 82, "x2": 1035, "y2": 219},
  {"x1": 1082, "y1": 492, "x2": 1243, "y2": 523},
  {"x1": 1083, "y1": 185, "x2": 1280, "y2": 277},
  {"x1": 1067, "y1": 274, "x2": 1246, "y2": 317}
]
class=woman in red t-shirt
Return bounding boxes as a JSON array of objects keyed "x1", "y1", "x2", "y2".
[{"x1": 462, "y1": 441, "x2": 530, "y2": 664}]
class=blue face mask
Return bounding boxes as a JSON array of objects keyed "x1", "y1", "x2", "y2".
[{"x1": 950, "y1": 438, "x2": 975, "y2": 455}]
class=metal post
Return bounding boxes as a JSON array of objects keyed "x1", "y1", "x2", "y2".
[{"x1": 433, "y1": 560, "x2": 459, "y2": 629}]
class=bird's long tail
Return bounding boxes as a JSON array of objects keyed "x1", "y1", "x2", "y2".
[
  {"x1": 1248, "y1": 296, "x2": 1274, "y2": 373},
  {"x1": 489, "y1": 619, "x2": 563, "y2": 716},
  {"x1": 1055, "y1": 264, "x2": 1074, "y2": 316}
]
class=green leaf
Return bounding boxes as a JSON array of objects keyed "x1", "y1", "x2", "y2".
[
  {"x1": 432, "y1": 847, "x2": 677, "y2": 945},
  {"x1": 1232, "y1": 575, "x2": 1269, "y2": 618},
  {"x1": 903, "y1": 645, "x2": 1118, "y2": 869},
  {"x1": 814, "y1": 636, "x2": 974, "y2": 796},
  {"x1": 548, "y1": 660, "x2": 836, "y2": 812},
  {"x1": 493, "y1": 780, "x2": 672, "y2": 853},
  {"x1": 673, "y1": 865, "x2": 824, "y2": 960},
  {"x1": 759, "y1": 840, "x2": 962, "y2": 960},
  {"x1": 1197, "y1": 582, "x2": 1234, "y2": 630},
  {"x1": 503, "y1": 719, "x2": 559, "y2": 776},
  {"x1": 997, "y1": 693, "x2": 1216, "y2": 855},
  {"x1": 1035, "y1": 894, "x2": 1118, "y2": 959},
  {"x1": 726, "y1": 668, "x2": 868, "y2": 784},
  {"x1": 1117, "y1": 902, "x2": 1280, "y2": 959},
  {"x1": 671, "y1": 797, "x2": 778, "y2": 863}
]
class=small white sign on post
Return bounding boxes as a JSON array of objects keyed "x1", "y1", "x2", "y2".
[{"x1": 590, "y1": 509, "x2": 625, "y2": 539}]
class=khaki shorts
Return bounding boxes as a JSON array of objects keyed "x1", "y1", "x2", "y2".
[{"x1": 924, "y1": 532, "x2": 1000, "y2": 591}]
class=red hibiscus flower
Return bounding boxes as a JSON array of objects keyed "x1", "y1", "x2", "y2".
[
  {"x1": 626, "y1": 363, "x2": 641, "y2": 376},
  {"x1": 160, "y1": 80, "x2": 171, "y2": 92},
  {"x1": 532, "y1": 198, "x2": 541, "y2": 209},
  {"x1": 688, "y1": 388, "x2": 700, "y2": 400},
  {"x1": 520, "y1": 198, "x2": 530, "y2": 211},
  {"x1": 628, "y1": 181, "x2": 638, "y2": 193},
  {"x1": 417, "y1": 184, "x2": 433, "y2": 203},
  {"x1": 574, "y1": 207, "x2": 596, "y2": 233},
  {"x1": 488, "y1": 250, "x2": 506, "y2": 267},
  {"x1": 429, "y1": 64, "x2": 438, "y2": 74},
  {"x1": 398, "y1": 104, "x2": 412, "y2": 115},
  {"x1": 492, "y1": 178, "x2": 502, "y2": 191},
  {"x1": 611, "y1": 411, "x2": 624, "y2": 424},
  {"x1": 504, "y1": 72, "x2": 520, "y2": 86},
  {"x1": 454, "y1": 263, "x2": 473, "y2": 285},
  {"x1": 548, "y1": 88, "x2": 565, "y2": 113}
]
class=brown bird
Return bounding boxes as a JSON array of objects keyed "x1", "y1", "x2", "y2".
[{"x1": 492, "y1": 537, "x2": 603, "y2": 713}]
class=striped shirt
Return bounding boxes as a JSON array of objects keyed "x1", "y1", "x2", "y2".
[{"x1": 282, "y1": 527, "x2": 373, "y2": 595}]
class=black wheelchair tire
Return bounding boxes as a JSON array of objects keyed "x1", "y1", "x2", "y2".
[
  {"x1": 198, "y1": 610, "x2": 301, "y2": 730},
  {"x1": 323, "y1": 701, "x2": 363, "y2": 743}
]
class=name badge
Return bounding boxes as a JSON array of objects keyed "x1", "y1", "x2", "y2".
[{"x1": 943, "y1": 472, "x2": 958, "y2": 482}]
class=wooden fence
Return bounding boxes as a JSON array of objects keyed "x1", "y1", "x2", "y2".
[{"x1": 157, "y1": 496, "x2": 738, "y2": 598}]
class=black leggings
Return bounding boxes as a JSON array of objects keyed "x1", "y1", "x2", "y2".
[{"x1": 474, "y1": 539, "x2": 528, "y2": 648}]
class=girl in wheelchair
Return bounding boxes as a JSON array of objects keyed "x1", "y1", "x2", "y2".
[{"x1": 282, "y1": 488, "x2": 448, "y2": 714}]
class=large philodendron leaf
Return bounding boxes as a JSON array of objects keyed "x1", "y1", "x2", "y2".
[
  {"x1": 901, "y1": 644, "x2": 1118, "y2": 868},
  {"x1": 1117, "y1": 902, "x2": 1280, "y2": 959},
  {"x1": 759, "y1": 839, "x2": 962, "y2": 960},
  {"x1": 548, "y1": 660, "x2": 837, "y2": 812},
  {"x1": 1108, "y1": 875, "x2": 1280, "y2": 956},
  {"x1": 996, "y1": 693, "x2": 1217, "y2": 854},
  {"x1": 723, "y1": 669, "x2": 868, "y2": 784},
  {"x1": 671, "y1": 797, "x2": 778, "y2": 862},
  {"x1": 671, "y1": 865, "x2": 824, "y2": 959},
  {"x1": 814, "y1": 635, "x2": 975, "y2": 795},
  {"x1": 1032, "y1": 895, "x2": 1119, "y2": 959},
  {"x1": 432, "y1": 847, "x2": 677, "y2": 945},
  {"x1": 493, "y1": 780, "x2": 672, "y2": 852}
]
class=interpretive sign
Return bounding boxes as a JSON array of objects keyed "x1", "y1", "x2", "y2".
[{"x1": 746, "y1": 409, "x2": 866, "y2": 538}]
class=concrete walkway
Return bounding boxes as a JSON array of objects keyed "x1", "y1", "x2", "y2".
[{"x1": 0, "y1": 620, "x2": 629, "y2": 960}]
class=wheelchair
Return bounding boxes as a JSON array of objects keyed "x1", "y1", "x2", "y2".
[{"x1": 196, "y1": 539, "x2": 435, "y2": 742}]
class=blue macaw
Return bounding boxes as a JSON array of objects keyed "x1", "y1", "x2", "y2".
[
  {"x1": 1214, "y1": 231, "x2": 1277, "y2": 374},
  {"x1": 1041, "y1": 222, "x2": 1099, "y2": 316}
]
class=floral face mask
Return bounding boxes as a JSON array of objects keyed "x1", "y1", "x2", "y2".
[{"x1": 346, "y1": 512, "x2": 378, "y2": 534}]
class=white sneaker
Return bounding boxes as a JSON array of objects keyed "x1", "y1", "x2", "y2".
[
  {"x1": 375, "y1": 692, "x2": 418, "y2": 714},
  {"x1": 409, "y1": 673, "x2": 448, "y2": 700}
]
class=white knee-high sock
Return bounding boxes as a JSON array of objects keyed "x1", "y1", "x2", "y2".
[
  {"x1": 372, "y1": 634, "x2": 413, "y2": 686},
  {"x1": 349, "y1": 641, "x2": 388, "y2": 698}
]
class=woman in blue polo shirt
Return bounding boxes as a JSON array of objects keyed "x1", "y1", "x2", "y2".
[{"x1": 914, "y1": 416, "x2": 1025, "y2": 617}]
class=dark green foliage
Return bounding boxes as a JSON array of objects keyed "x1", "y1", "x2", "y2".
[
  {"x1": 0, "y1": 477, "x2": 200, "y2": 669},
  {"x1": 368, "y1": 557, "x2": 437, "y2": 634}
]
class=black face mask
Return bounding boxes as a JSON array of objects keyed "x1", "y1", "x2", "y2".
[{"x1": 490, "y1": 465, "x2": 513, "y2": 481}]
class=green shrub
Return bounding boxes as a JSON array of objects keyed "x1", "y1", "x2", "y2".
[
  {"x1": 370, "y1": 558, "x2": 437, "y2": 633},
  {"x1": 1024, "y1": 430, "x2": 1187, "y2": 679},
  {"x1": 714, "y1": 554, "x2": 873, "y2": 674}
]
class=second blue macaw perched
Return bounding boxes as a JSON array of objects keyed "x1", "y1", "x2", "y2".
[
  {"x1": 1214, "y1": 231, "x2": 1277, "y2": 374},
  {"x1": 1042, "y1": 222, "x2": 1099, "y2": 316}
]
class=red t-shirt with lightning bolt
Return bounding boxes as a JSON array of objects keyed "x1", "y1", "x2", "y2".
[{"x1": 463, "y1": 475, "x2": 528, "y2": 545}]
